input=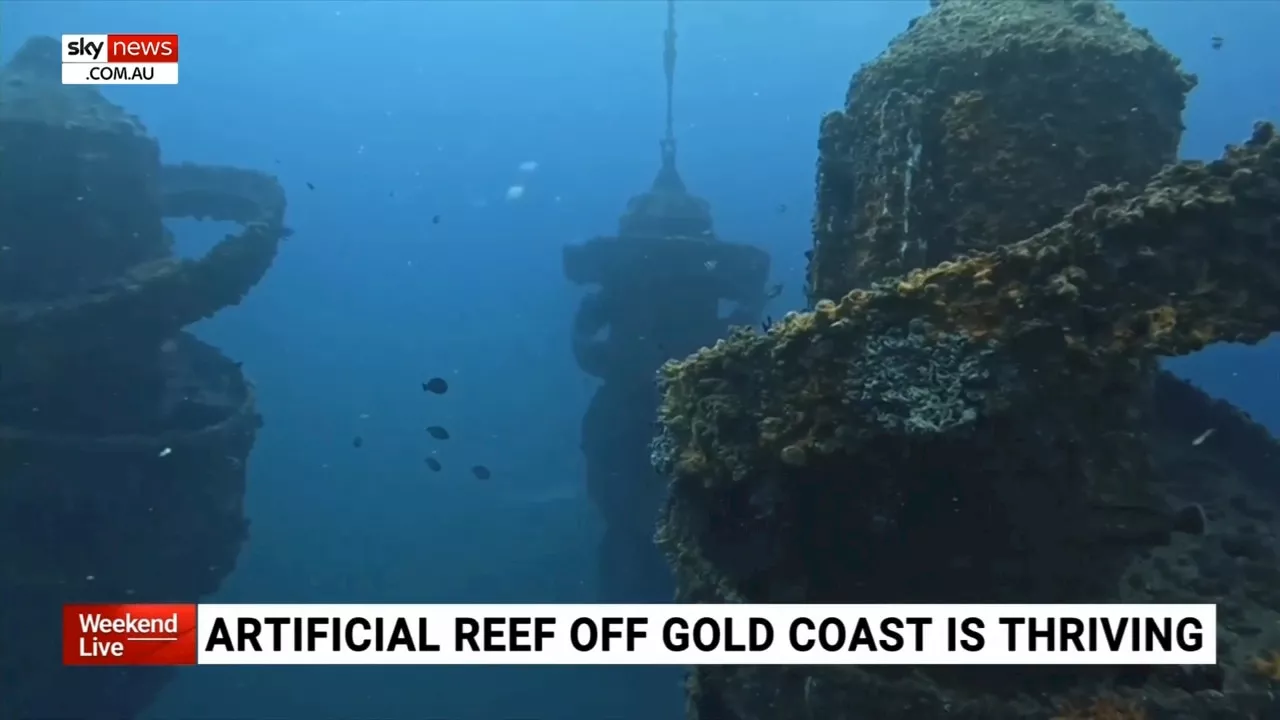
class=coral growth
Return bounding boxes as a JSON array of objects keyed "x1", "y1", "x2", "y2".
[
  {"x1": 655, "y1": 124, "x2": 1280, "y2": 720},
  {"x1": 661, "y1": 122, "x2": 1280, "y2": 491},
  {"x1": 658, "y1": 1, "x2": 1280, "y2": 718},
  {"x1": 1250, "y1": 651, "x2": 1280, "y2": 682},
  {"x1": 809, "y1": 0, "x2": 1194, "y2": 301}
]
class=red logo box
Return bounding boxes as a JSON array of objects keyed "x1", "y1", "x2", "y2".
[
  {"x1": 63, "y1": 603, "x2": 197, "y2": 666},
  {"x1": 106, "y1": 33, "x2": 179, "y2": 63}
]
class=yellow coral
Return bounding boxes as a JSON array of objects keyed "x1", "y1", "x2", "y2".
[
  {"x1": 675, "y1": 447, "x2": 707, "y2": 476},
  {"x1": 1146, "y1": 305, "x2": 1177, "y2": 339},
  {"x1": 1250, "y1": 650, "x2": 1280, "y2": 681}
]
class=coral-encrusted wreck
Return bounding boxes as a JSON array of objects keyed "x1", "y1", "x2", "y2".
[
  {"x1": 0, "y1": 37, "x2": 288, "y2": 719},
  {"x1": 808, "y1": 0, "x2": 1194, "y2": 300},
  {"x1": 654, "y1": 1, "x2": 1280, "y2": 718}
]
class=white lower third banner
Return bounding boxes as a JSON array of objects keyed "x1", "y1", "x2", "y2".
[{"x1": 189, "y1": 603, "x2": 1217, "y2": 665}]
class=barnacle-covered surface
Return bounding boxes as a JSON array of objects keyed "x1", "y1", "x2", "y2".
[
  {"x1": 0, "y1": 333, "x2": 259, "y2": 720},
  {"x1": 809, "y1": 0, "x2": 1194, "y2": 301},
  {"x1": 0, "y1": 36, "x2": 287, "y2": 720},
  {"x1": 659, "y1": 0, "x2": 1280, "y2": 715},
  {"x1": 0, "y1": 165, "x2": 285, "y2": 366},
  {"x1": 655, "y1": 124, "x2": 1280, "y2": 719}
]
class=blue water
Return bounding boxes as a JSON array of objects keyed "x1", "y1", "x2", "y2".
[{"x1": 4, "y1": 1, "x2": 1279, "y2": 718}]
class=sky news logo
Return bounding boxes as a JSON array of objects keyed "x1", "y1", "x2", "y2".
[{"x1": 61, "y1": 33, "x2": 179, "y2": 85}]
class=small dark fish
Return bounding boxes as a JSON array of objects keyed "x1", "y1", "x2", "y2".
[
  {"x1": 422, "y1": 377, "x2": 448, "y2": 394},
  {"x1": 426, "y1": 426, "x2": 450, "y2": 440},
  {"x1": 1211, "y1": 35, "x2": 1224, "y2": 50},
  {"x1": 765, "y1": 283, "x2": 783, "y2": 300},
  {"x1": 776, "y1": 203, "x2": 787, "y2": 214},
  {"x1": 471, "y1": 465, "x2": 491, "y2": 480},
  {"x1": 274, "y1": 158, "x2": 281, "y2": 164},
  {"x1": 425, "y1": 457, "x2": 442, "y2": 472},
  {"x1": 761, "y1": 315, "x2": 773, "y2": 332},
  {"x1": 1092, "y1": 501, "x2": 1206, "y2": 547},
  {"x1": 432, "y1": 214, "x2": 441, "y2": 225},
  {"x1": 352, "y1": 436, "x2": 363, "y2": 448},
  {"x1": 306, "y1": 182, "x2": 315, "y2": 191},
  {"x1": 389, "y1": 190, "x2": 396, "y2": 198}
]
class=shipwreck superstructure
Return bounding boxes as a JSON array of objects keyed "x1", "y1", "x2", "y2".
[
  {"x1": 0, "y1": 36, "x2": 289, "y2": 719},
  {"x1": 654, "y1": 2, "x2": 1280, "y2": 718}
]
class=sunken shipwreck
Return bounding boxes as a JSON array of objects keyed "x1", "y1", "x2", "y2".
[
  {"x1": 652, "y1": 1, "x2": 1280, "y2": 719},
  {"x1": 0, "y1": 36, "x2": 289, "y2": 719}
]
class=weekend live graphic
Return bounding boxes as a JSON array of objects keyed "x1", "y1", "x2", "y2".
[{"x1": 64, "y1": 603, "x2": 1216, "y2": 667}]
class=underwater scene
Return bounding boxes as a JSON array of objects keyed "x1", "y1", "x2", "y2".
[{"x1": 3, "y1": 0, "x2": 1280, "y2": 718}]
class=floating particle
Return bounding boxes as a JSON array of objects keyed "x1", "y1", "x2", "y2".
[
  {"x1": 425, "y1": 457, "x2": 442, "y2": 472},
  {"x1": 306, "y1": 182, "x2": 315, "y2": 190},
  {"x1": 518, "y1": 160, "x2": 539, "y2": 173},
  {"x1": 506, "y1": 185, "x2": 525, "y2": 201},
  {"x1": 352, "y1": 436, "x2": 364, "y2": 448},
  {"x1": 703, "y1": 260, "x2": 718, "y2": 271},
  {"x1": 158, "y1": 447, "x2": 172, "y2": 457},
  {"x1": 426, "y1": 426, "x2": 450, "y2": 440},
  {"x1": 471, "y1": 465, "x2": 492, "y2": 480},
  {"x1": 1191, "y1": 428, "x2": 1216, "y2": 446},
  {"x1": 422, "y1": 377, "x2": 448, "y2": 394}
]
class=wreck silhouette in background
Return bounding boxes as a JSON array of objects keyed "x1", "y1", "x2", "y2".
[{"x1": 564, "y1": 0, "x2": 769, "y2": 603}]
